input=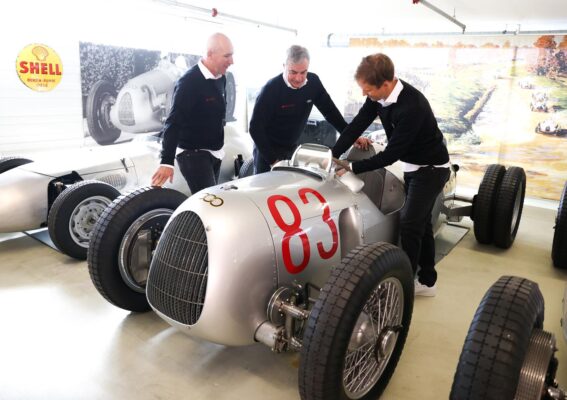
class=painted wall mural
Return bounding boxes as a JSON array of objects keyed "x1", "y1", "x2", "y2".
[{"x1": 345, "y1": 35, "x2": 567, "y2": 201}]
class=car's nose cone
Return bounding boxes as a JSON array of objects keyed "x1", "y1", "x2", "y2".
[{"x1": 0, "y1": 168, "x2": 51, "y2": 232}]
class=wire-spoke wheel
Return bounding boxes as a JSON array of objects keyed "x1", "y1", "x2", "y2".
[
  {"x1": 343, "y1": 277, "x2": 404, "y2": 398},
  {"x1": 299, "y1": 242, "x2": 413, "y2": 400}
]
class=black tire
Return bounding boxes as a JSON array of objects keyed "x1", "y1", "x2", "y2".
[
  {"x1": 299, "y1": 242, "x2": 414, "y2": 400},
  {"x1": 238, "y1": 158, "x2": 254, "y2": 178},
  {"x1": 493, "y1": 167, "x2": 526, "y2": 248},
  {"x1": 450, "y1": 276, "x2": 544, "y2": 400},
  {"x1": 88, "y1": 187, "x2": 187, "y2": 312},
  {"x1": 0, "y1": 156, "x2": 32, "y2": 174},
  {"x1": 48, "y1": 180, "x2": 120, "y2": 260},
  {"x1": 552, "y1": 181, "x2": 567, "y2": 269},
  {"x1": 472, "y1": 164, "x2": 506, "y2": 244},
  {"x1": 225, "y1": 72, "x2": 236, "y2": 122},
  {"x1": 86, "y1": 80, "x2": 121, "y2": 145}
]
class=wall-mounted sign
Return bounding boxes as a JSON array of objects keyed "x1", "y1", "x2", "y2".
[{"x1": 16, "y1": 43, "x2": 63, "y2": 92}]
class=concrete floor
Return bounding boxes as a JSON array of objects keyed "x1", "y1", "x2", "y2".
[{"x1": 0, "y1": 204, "x2": 565, "y2": 400}]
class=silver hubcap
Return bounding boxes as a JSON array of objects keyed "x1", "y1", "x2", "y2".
[
  {"x1": 118, "y1": 208, "x2": 172, "y2": 293},
  {"x1": 343, "y1": 277, "x2": 404, "y2": 399},
  {"x1": 69, "y1": 196, "x2": 113, "y2": 247}
]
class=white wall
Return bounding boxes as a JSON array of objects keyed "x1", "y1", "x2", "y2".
[{"x1": 0, "y1": 0, "x2": 297, "y2": 155}]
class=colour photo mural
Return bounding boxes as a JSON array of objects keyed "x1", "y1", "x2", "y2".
[{"x1": 345, "y1": 34, "x2": 567, "y2": 201}]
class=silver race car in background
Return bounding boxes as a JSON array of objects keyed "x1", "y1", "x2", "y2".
[
  {"x1": 88, "y1": 141, "x2": 526, "y2": 400},
  {"x1": 0, "y1": 126, "x2": 252, "y2": 260}
]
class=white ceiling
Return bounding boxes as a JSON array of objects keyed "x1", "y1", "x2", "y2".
[{"x1": 166, "y1": 0, "x2": 567, "y2": 35}]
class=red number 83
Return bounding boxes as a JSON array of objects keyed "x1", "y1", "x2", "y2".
[{"x1": 267, "y1": 188, "x2": 338, "y2": 274}]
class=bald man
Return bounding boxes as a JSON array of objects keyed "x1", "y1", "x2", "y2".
[{"x1": 152, "y1": 33, "x2": 234, "y2": 194}]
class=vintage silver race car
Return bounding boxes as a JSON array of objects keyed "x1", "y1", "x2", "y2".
[
  {"x1": 531, "y1": 91, "x2": 550, "y2": 113},
  {"x1": 87, "y1": 142, "x2": 526, "y2": 399},
  {"x1": 0, "y1": 126, "x2": 251, "y2": 260},
  {"x1": 536, "y1": 118, "x2": 561, "y2": 135},
  {"x1": 86, "y1": 57, "x2": 236, "y2": 145},
  {"x1": 451, "y1": 275, "x2": 566, "y2": 399}
]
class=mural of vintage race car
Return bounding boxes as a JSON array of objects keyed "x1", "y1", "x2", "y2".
[
  {"x1": 87, "y1": 142, "x2": 526, "y2": 400},
  {"x1": 451, "y1": 275, "x2": 566, "y2": 400},
  {"x1": 531, "y1": 99, "x2": 549, "y2": 112},
  {"x1": 531, "y1": 91, "x2": 550, "y2": 112},
  {"x1": 536, "y1": 118, "x2": 561, "y2": 135},
  {"x1": 86, "y1": 57, "x2": 236, "y2": 146},
  {"x1": 0, "y1": 126, "x2": 252, "y2": 260}
]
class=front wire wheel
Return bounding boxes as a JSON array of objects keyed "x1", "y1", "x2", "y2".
[
  {"x1": 299, "y1": 242, "x2": 413, "y2": 400},
  {"x1": 343, "y1": 277, "x2": 404, "y2": 398}
]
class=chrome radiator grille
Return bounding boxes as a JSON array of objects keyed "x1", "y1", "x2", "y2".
[
  {"x1": 147, "y1": 211, "x2": 208, "y2": 325},
  {"x1": 118, "y1": 93, "x2": 135, "y2": 126}
]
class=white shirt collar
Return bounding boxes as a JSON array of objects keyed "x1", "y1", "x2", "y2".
[
  {"x1": 282, "y1": 73, "x2": 308, "y2": 89},
  {"x1": 198, "y1": 58, "x2": 222, "y2": 80},
  {"x1": 378, "y1": 78, "x2": 403, "y2": 107}
]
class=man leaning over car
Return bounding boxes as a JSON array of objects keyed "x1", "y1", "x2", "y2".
[
  {"x1": 152, "y1": 32, "x2": 234, "y2": 193},
  {"x1": 333, "y1": 53, "x2": 450, "y2": 297},
  {"x1": 249, "y1": 45, "x2": 372, "y2": 174}
]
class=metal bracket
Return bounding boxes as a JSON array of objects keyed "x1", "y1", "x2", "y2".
[{"x1": 414, "y1": 0, "x2": 466, "y2": 33}]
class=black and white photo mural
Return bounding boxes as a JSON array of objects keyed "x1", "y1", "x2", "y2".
[{"x1": 79, "y1": 42, "x2": 236, "y2": 146}]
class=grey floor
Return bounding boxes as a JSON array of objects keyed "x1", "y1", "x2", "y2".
[{"x1": 0, "y1": 204, "x2": 565, "y2": 400}]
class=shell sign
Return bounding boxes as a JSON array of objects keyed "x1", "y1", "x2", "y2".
[{"x1": 16, "y1": 43, "x2": 63, "y2": 92}]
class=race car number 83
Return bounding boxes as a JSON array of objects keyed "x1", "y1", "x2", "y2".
[{"x1": 267, "y1": 188, "x2": 338, "y2": 274}]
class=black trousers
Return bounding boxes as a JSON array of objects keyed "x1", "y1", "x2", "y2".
[
  {"x1": 176, "y1": 150, "x2": 221, "y2": 194},
  {"x1": 401, "y1": 166, "x2": 450, "y2": 287},
  {"x1": 253, "y1": 146, "x2": 295, "y2": 174}
]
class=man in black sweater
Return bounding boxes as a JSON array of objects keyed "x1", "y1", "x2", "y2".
[
  {"x1": 151, "y1": 33, "x2": 233, "y2": 193},
  {"x1": 333, "y1": 53, "x2": 450, "y2": 297},
  {"x1": 249, "y1": 45, "x2": 350, "y2": 174}
]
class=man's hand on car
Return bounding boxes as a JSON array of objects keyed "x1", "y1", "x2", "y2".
[
  {"x1": 333, "y1": 158, "x2": 352, "y2": 177},
  {"x1": 152, "y1": 166, "x2": 174, "y2": 187},
  {"x1": 354, "y1": 136, "x2": 373, "y2": 150}
]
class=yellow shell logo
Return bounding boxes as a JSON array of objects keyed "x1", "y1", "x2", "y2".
[{"x1": 16, "y1": 43, "x2": 63, "y2": 92}]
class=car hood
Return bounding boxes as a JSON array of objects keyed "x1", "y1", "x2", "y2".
[{"x1": 19, "y1": 144, "x2": 138, "y2": 177}]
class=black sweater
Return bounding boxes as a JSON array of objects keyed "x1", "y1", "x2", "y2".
[
  {"x1": 332, "y1": 79, "x2": 449, "y2": 173},
  {"x1": 249, "y1": 72, "x2": 347, "y2": 164},
  {"x1": 160, "y1": 65, "x2": 226, "y2": 165}
]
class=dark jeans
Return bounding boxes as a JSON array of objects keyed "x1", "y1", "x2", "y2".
[
  {"x1": 176, "y1": 150, "x2": 221, "y2": 194},
  {"x1": 253, "y1": 146, "x2": 294, "y2": 174},
  {"x1": 401, "y1": 166, "x2": 450, "y2": 287}
]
